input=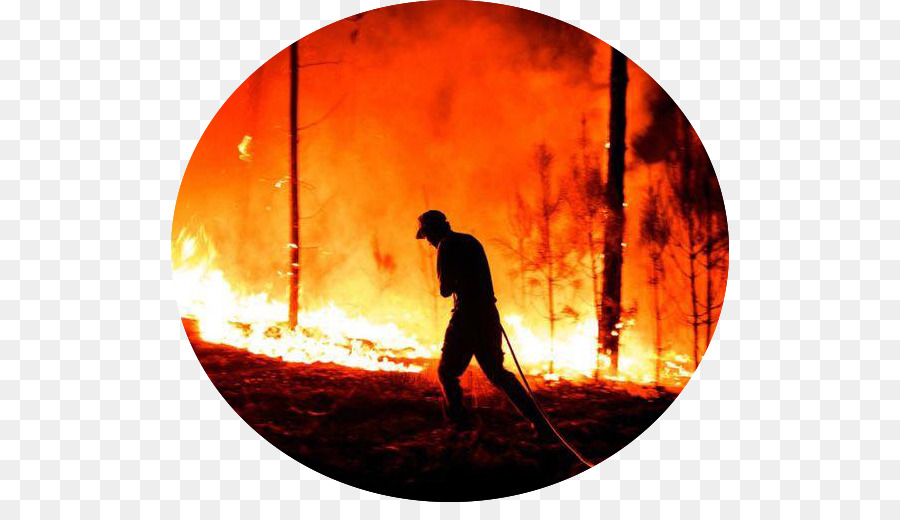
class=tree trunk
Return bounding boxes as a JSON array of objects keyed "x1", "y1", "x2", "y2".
[
  {"x1": 600, "y1": 48, "x2": 628, "y2": 373},
  {"x1": 535, "y1": 144, "x2": 557, "y2": 375},
  {"x1": 547, "y1": 242, "x2": 555, "y2": 375},
  {"x1": 288, "y1": 42, "x2": 300, "y2": 330},
  {"x1": 688, "y1": 239, "x2": 699, "y2": 370},
  {"x1": 681, "y1": 116, "x2": 700, "y2": 370},
  {"x1": 704, "y1": 176, "x2": 714, "y2": 351},
  {"x1": 653, "y1": 266, "x2": 662, "y2": 384},
  {"x1": 588, "y1": 232, "x2": 602, "y2": 379}
]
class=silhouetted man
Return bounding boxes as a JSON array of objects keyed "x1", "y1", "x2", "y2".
[{"x1": 416, "y1": 210, "x2": 549, "y2": 435}]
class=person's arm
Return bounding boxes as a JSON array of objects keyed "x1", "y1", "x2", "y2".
[{"x1": 437, "y1": 241, "x2": 456, "y2": 298}]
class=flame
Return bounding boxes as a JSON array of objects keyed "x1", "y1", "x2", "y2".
[
  {"x1": 173, "y1": 228, "x2": 431, "y2": 373},
  {"x1": 173, "y1": 228, "x2": 692, "y2": 385},
  {"x1": 499, "y1": 315, "x2": 691, "y2": 385},
  {"x1": 237, "y1": 135, "x2": 253, "y2": 162}
]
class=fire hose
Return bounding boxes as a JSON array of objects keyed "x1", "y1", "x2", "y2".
[{"x1": 500, "y1": 324, "x2": 596, "y2": 469}]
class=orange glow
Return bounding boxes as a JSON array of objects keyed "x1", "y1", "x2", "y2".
[
  {"x1": 174, "y1": 228, "x2": 431, "y2": 372},
  {"x1": 173, "y1": 226, "x2": 695, "y2": 384},
  {"x1": 173, "y1": 2, "x2": 726, "y2": 387}
]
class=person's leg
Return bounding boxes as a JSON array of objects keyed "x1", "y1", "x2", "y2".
[
  {"x1": 438, "y1": 316, "x2": 474, "y2": 426},
  {"x1": 474, "y1": 325, "x2": 546, "y2": 429}
]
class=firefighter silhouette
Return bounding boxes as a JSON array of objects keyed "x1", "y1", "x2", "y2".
[{"x1": 416, "y1": 210, "x2": 549, "y2": 435}]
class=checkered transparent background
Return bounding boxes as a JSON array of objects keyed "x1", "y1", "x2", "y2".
[{"x1": 3, "y1": 0, "x2": 897, "y2": 517}]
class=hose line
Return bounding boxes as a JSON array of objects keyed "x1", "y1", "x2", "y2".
[{"x1": 500, "y1": 324, "x2": 596, "y2": 469}]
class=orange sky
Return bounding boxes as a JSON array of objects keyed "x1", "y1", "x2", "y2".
[{"x1": 173, "y1": 1, "x2": 725, "y2": 348}]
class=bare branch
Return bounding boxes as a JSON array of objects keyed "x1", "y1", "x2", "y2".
[
  {"x1": 298, "y1": 60, "x2": 342, "y2": 69},
  {"x1": 297, "y1": 92, "x2": 348, "y2": 132}
]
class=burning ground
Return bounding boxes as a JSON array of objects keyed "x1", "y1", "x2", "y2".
[
  {"x1": 186, "y1": 319, "x2": 677, "y2": 501},
  {"x1": 172, "y1": 226, "x2": 696, "y2": 383},
  {"x1": 174, "y1": 217, "x2": 690, "y2": 498}
]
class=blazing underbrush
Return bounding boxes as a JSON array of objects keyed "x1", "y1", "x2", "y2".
[{"x1": 187, "y1": 319, "x2": 678, "y2": 500}]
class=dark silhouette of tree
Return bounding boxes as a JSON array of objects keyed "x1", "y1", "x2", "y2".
[
  {"x1": 599, "y1": 48, "x2": 628, "y2": 374},
  {"x1": 669, "y1": 118, "x2": 704, "y2": 370},
  {"x1": 632, "y1": 83, "x2": 728, "y2": 372},
  {"x1": 533, "y1": 143, "x2": 565, "y2": 374},
  {"x1": 507, "y1": 191, "x2": 535, "y2": 308},
  {"x1": 287, "y1": 17, "x2": 365, "y2": 329},
  {"x1": 566, "y1": 115, "x2": 607, "y2": 378},
  {"x1": 696, "y1": 157, "x2": 729, "y2": 348},
  {"x1": 639, "y1": 182, "x2": 671, "y2": 384},
  {"x1": 288, "y1": 41, "x2": 300, "y2": 329},
  {"x1": 667, "y1": 119, "x2": 727, "y2": 370}
]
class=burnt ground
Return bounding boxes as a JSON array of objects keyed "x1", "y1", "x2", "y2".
[{"x1": 185, "y1": 319, "x2": 679, "y2": 501}]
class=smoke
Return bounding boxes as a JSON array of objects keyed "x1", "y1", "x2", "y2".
[
  {"x1": 173, "y1": 2, "x2": 723, "y2": 348},
  {"x1": 631, "y1": 87, "x2": 682, "y2": 165}
]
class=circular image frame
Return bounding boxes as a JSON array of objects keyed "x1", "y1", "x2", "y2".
[{"x1": 173, "y1": 1, "x2": 728, "y2": 501}]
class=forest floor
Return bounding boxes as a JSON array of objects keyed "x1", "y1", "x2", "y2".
[{"x1": 185, "y1": 319, "x2": 680, "y2": 501}]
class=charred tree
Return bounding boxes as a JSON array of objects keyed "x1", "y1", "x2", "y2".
[
  {"x1": 669, "y1": 119, "x2": 728, "y2": 370},
  {"x1": 567, "y1": 115, "x2": 606, "y2": 379},
  {"x1": 599, "y1": 48, "x2": 628, "y2": 373},
  {"x1": 684, "y1": 118, "x2": 701, "y2": 369},
  {"x1": 493, "y1": 192, "x2": 535, "y2": 315},
  {"x1": 704, "y1": 184, "x2": 714, "y2": 347},
  {"x1": 508, "y1": 191, "x2": 535, "y2": 308},
  {"x1": 698, "y1": 158, "x2": 729, "y2": 349},
  {"x1": 630, "y1": 79, "x2": 727, "y2": 374},
  {"x1": 288, "y1": 41, "x2": 300, "y2": 330},
  {"x1": 639, "y1": 181, "x2": 670, "y2": 384},
  {"x1": 673, "y1": 116, "x2": 702, "y2": 370},
  {"x1": 534, "y1": 143, "x2": 564, "y2": 374},
  {"x1": 285, "y1": 19, "x2": 366, "y2": 329}
]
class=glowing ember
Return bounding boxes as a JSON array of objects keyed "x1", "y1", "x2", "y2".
[
  {"x1": 172, "y1": 228, "x2": 693, "y2": 385},
  {"x1": 237, "y1": 135, "x2": 253, "y2": 162}
]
